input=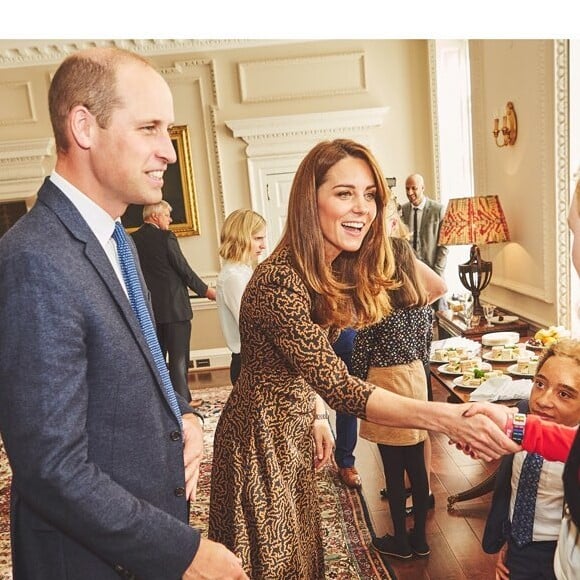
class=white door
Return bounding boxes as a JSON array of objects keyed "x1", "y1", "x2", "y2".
[{"x1": 263, "y1": 170, "x2": 295, "y2": 253}]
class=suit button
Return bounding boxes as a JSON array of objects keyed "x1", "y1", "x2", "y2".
[
  {"x1": 170, "y1": 430, "x2": 181, "y2": 441},
  {"x1": 174, "y1": 486, "x2": 186, "y2": 497}
]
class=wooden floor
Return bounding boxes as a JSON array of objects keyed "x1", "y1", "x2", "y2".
[{"x1": 189, "y1": 368, "x2": 500, "y2": 580}]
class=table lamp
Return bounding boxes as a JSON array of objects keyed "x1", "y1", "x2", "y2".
[{"x1": 438, "y1": 195, "x2": 510, "y2": 316}]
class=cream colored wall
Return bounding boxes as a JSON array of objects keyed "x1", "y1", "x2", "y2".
[
  {"x1": 156, "y1": 39, "x2": 434, "y2": 350},
  {"x1": 1, "y1": 39, "x2": 566, "y2": 351},
  {"x1": 0, "y1": 39, "x2": 434, "y2": 353},
  {"x1": 469, "y1": 39, "x2": 567, "y2": 329}
]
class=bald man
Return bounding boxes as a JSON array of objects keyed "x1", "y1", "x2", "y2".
[{"x1": 401, "y1": 174, "x2": 448, "y2": 279}]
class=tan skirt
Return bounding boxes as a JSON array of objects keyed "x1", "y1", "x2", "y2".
[{"x1": 359, "y1": 360, "x2": 428, "y2": 446}]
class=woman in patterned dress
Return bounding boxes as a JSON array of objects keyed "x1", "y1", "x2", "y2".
[{"x1": 208, "y1": 139, "x2": 520, "y2": 579}]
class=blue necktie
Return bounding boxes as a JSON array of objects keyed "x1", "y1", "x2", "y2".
[
  {"x1": 112, "y1": 222, "x2": 182, "y2": 427},
  {"x1": 511, "y1": 452, "x2": 544, "y2": 547}
]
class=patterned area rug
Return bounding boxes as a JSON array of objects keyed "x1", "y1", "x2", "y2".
[{"x1": 0, "y1": 386, "x2": 395, "y2": 579}]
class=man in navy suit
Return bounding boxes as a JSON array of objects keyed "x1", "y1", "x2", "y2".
[
  {"x1": 132, "y1": 200, "x2": 216, "y2": 406},
  {"x1": 0, "y1": 47, "x2": 246, "y2": 579}
]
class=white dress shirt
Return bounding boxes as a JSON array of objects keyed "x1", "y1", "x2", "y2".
[
  {"x1": 50, "y1": 172, "x2": 127, "y2": 296},
  {"x1": 216, "y1": 261, "x2": 253, "y2": 354},
  {"x1": 411, "y1": 197, "x2": 427, "y2": 245},
  {"x1": 509, "y1": 450, "x2": 565, "y2": 542}
]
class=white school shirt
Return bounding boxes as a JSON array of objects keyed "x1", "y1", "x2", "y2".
[
  {"x1": 509, "y1": 450, "x2": 565, "y2": 542},
  {"x1": 554, "y1": 509, "x2": 579, "y2": 580},
  {"x1": 216, "y1": 261, "x2": 253, "y2": 354}
]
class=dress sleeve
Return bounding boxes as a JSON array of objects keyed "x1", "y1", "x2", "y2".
[
  {"x1": 522, "y1": 414, "x2": 577, "y2": 462},
  {"x1": 251, "y1": 263, "x2": 375, "y2": 418}
]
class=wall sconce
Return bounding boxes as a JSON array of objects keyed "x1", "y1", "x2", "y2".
[{"x1": 492, "y1": 101, "x2": 518, "y2": 147}]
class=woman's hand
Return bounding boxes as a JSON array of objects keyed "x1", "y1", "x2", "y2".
[
  {"x1": 443, "y1": 402, "x2": 521, "y2": 461},
  {"x1": 451, "y1": 402, "x2": 521, "y2": 459},
  {"x1": 312, "y1": 419, "x2": 335, "y2": 471}
]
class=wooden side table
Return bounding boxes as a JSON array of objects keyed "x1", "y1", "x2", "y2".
[{"x1": 436, "y1": 309, "x2": 530, "y2": 342}]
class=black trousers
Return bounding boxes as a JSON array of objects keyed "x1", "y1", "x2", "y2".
[
  {"x1": 506, "y1": 539, "x2": 557, "y2": 579},
  {"x1": 156, "y1": 320, "x2": 191, "y2": 402},
  {"x1": 379, "y1": 441, "x2": 429, "y2": 541}
]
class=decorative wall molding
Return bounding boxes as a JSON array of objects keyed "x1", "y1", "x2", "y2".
[
  {"x1": 225, "y1": 107, "x2": 389, "y2": 157},
  {"x1": 0, "y1": 138, "x2": 54, "y2": 202},
  {"x1": 161, "y1": 58, "x2": 225, "y2": 238},
  {"x1": 209, "y1": 105, "x2": 226, "y2": 223},
  {"x1": 238, "y1": 52, "x2": 366, "y2": 103},
  {"x1": 428, "y1": 41, "x2": 442, "y2": 201},
  {"x1": 159, "y1": 58, "x2": 220, "y2": 107},
  {"x1": 555, "y1": 39, "x2": 570, "y2": 327},
  {"x1": 0, "y1": 81, "x2": 37, "y2": 126},
  {"x1": 0, "y1": 39, "x2": 288, "y2": 69}
]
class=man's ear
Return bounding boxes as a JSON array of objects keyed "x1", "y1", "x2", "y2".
[{"x1": 68, "y1": 105, "x2": 95, "y2": 150}]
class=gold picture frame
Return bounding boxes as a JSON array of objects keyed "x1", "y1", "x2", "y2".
[{"x1": 121, "y1": 125, "x2": 200, "y2": 237}]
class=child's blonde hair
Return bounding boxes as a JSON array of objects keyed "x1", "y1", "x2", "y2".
[
  {"x1": 219, "y1": 209, "x2": 266, "y2": 265},
  {"x1": 537, "y1": 337, "x2": 580, "y2": 373}
]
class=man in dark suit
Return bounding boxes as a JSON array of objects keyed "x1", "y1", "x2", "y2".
[
  {"x1": 131, "y1": 201, "x2": 216, "y2": 406},
  {"x1": 0, "y1": 47, "x2": 246, "y2": 579},
  {"x1": 401, "y1": 173, "x2": 448, "y2": 279}
]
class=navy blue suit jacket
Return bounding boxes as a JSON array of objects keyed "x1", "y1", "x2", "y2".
[{"x1": 0, "y1": 179, "x2": 199, "y2": 579}]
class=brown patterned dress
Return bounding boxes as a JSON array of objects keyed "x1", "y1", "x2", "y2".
[{"x1": 208, "y1": 248, "x2": 375, "y2": 579}]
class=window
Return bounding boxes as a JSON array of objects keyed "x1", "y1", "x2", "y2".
[{"x1": 432, "y1": 39, "x2": 473, "y2": 298}]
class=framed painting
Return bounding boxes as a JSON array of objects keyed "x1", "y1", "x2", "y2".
[{"x1": 121, "y1": 125, "x2": 200, "y2": 237}]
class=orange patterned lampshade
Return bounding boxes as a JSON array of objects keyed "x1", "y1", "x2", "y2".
[{"x1": 438, "y1": 195, "x2": 510, "y2": 246}]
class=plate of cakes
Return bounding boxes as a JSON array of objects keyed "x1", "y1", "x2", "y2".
[
  {"x1": 438, "y1": 358, "x2": 491, "y2": 376},
  {"x1": 482, "y1": 344, "x2": 525, "y2": 362},
  {"x1": 507, "y1": 355, "x2": 541, "y2": 377},
  {"x1": 430, "y1": 345, "x2": 476, "y2": 364},
  {"x1": 453, "y1": 368, "x2": 505, "y2": 389}
]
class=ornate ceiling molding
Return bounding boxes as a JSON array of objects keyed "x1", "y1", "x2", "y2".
[{"x1": 0, "y1": 39, "x2": 287, "y2": 69}]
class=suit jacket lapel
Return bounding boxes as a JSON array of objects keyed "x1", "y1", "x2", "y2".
[{"x1": 37, "y1": 180, "x2": 165, "y2": 391}]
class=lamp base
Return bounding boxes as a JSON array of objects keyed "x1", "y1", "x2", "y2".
[{"x1": 458, "y1": 245, "x2": 492, "y2": 316}]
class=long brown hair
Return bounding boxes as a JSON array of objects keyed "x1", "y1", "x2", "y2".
[
  {"x1": 388, "y1": 237, "x2": 429, "y2": 309},
  {"x1": 275, "y1": 139, "x2": 396, "y2": 329}
]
